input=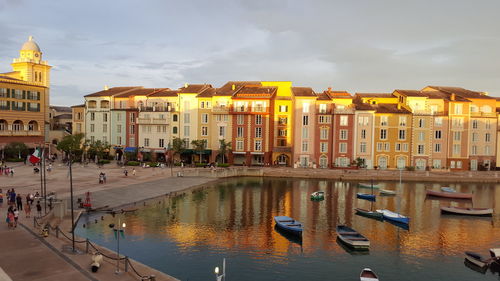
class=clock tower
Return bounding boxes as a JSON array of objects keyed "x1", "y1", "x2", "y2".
[{"x1": 11, "y1": 36, "x2": 51, "y2": 87}]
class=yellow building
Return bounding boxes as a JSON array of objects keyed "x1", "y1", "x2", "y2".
[
  {"x1": 0, "y1": 36, "x2": 51, "y2": 151},
  {"x1": 71, "y1": 104, "x2": 85, "y2": 135}
]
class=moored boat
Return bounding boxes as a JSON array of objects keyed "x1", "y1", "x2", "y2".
[
  {"x1": 355, "y1": 208, "x2": 384, "y2": 220},
  {"x1": 360, "y1": 268, "x2": 379, "y2": 281},
  {"x1": 426, "y1": 189, "x2": 473, "y2": 199},
  {"x1": 357, "y1": 193, "x2": 376, "y2": 202},
  {"x1": 379, "y1": 189, "x2": 396, "y2": 195},
  {"x1": 274, "y1": 216, "x2": 303, "y2": 237},
  {"x1": 376, "y1": 209, "x2": 410, "y2": 224},
  {"x1": 465, "y1": 251, "x2": 489, "y2": 269},
  {"x1": 336, "y1": 225, "x2": 370, "y2": 249},
  {"x1": 358, "y1": 183, "x2": 380, "y2": 189},
  {"x1": 490, "y1": 248, "x2": 500, "y2": 259},
  {"x1": 441, "y1": 187, "x2": 456, "y2": 193},
  {"x1": 440, "y1": 206, "x2": 493, "y2": 217},
  {"x1": 310, "y1": 191, "x2": 325, "y2": 201}
]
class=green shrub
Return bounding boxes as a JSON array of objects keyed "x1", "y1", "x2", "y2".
[
  {"x1": 6, "y1": 158, "x2": 24, "y2": 162},
  {"x1": 98, "y1": 159, "x2": 110, "y2": 165},
  {"x1": 217, "y1": 163, "x2": 230, "y2": 167},
  {"x1": 405, "y1": 166, "x2": 415, "y2": 171},
  {"x1": 195, "y1": 163, "x2": 207, "y2": 167},
  {"x1": 174, "y1": 162, "x2": 182, "y2": 166},
  {"x1": 126, "y1": 161, "x2": 140, "y2": 166},
  {"x1": 147, "y1": 162, "x2": 160, "y2": 167}
]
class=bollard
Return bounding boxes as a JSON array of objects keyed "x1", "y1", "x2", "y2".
[
  {"x1": 149, "y1": 275, "x2": 156, "y2": 281},
  {"x1": 56, "y1": 227, "x2": 59, "y2": 238},
  {"x1": 85, "y1": 239, "x2": 89, "y2": 254},
  {"x1": 125, "y1": 257, "x2": 129, "y2": 272},
  {"x1": 33, "y1": 217, "x2": 36, "y2": 228}
]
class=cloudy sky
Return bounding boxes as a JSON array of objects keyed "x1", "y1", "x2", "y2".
[{"x1": 1, "y1": 0, "x2": 499, "y2": 106}]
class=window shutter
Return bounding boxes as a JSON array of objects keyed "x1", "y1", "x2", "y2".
[
  {"x1": 23, "y1": 90, "x2": 26, "y2": 99},
  {"x1": 38, "y1": 92, "x2": 41, "y2": 100}
]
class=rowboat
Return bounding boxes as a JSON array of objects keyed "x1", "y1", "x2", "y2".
[
  {"x1": 490, "y1": 248, "x2": 500, "y2": 259},
  {"x1": 357, "y1": 193, "x2": 376, "y2": 202},
  {"x1": 441, "y1": 187, "x2": 456, "y2": 193},
  {"x1": 440, "y1": 206, "x2": 493, "y2": 217},
  {"x1": 360, "y1": 268, "x2": 379, "y2": 281},
  {"x1": 336, "y1": 225, "x2": 370, "y2": 249},
  {"x1": 355, "y1": 208, "x2": 384, "y2": 220},
  {"x1": 426, "y1": 189, "x2": 473, "y2": 200},
  {"x1": 358, "y1": 183, "x2": 380, "y2": 189},
  {"x1": 310, "y1": 191, "x2": 325, "y2": 201},
  {"x1": 274, "y1": 216, "x2": 302, "y2": 237},
  {"x1": 379, "y1": 189, "x2": 396, "y2": 195},
  {"x1": 376, "y1": 209, "x2": 410, "y2": 224},
  {"x1": 465, "y1": 251, "x2": 489, "y2": 269}
]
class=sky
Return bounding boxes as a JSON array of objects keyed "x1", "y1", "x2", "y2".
[{"x1": 1, "y1": 0, "x2": 500, "y2": 106}]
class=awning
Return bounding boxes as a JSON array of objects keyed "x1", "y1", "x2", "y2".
[
  {"x1": 250, "y1": 152, "x2": 264, "y2": 155},
  {"x1": 113, "y1": 146, "x2": 123, "y2": 150},
  {"x1": 154, "y1": 149, "x2": 166, "y2": 153},
  {"x1": 232, "y1": 152, "x2": 246, "y2": 155},
  {"x1": 124, "y1": 147, "x2": 136, "y2": 152},
  {"x1": 141, "y1": 149, "x2": 151, "y2": 153}
]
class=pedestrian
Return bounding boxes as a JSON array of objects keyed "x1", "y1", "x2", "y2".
[
  {"x1": 13, "y1": 208, "x2": 19, "y2": 228},
  {"x1": 0, "y1": 188, "x2": 3, "y2": 204},
  {"x1": 25, "y1": 201, "x2": 31, "y2": 218},
  {"x1": 7, "y1": 210, "x2": 15, "y2": 229},
  {"x1": 36, "y1": 201, "x2": 42, "y2": 217},
  {"x1": 98, "y1": 173, "x2": 103, "y2": 184},
  {"x1": 103, "y1": 173, "x2": 107, "y2": 183},
  {"x1": 132, "y1": 168, "x2": 136, "y2": 176},
  {"x1": 10, "y1": 168, "x2": 14, "y2": 177},
  {"x1": 9, "y1": 189, "x2": 16, "y2": 207},
  {"x1": 124, "y1": 169, "x2": 128, "y2": 177},
  {"x1": 16, "y1": 194, "x2": 22, "y2": 210}
]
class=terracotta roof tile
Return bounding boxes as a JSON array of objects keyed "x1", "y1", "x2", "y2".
[
  {"x1": 197, "y1": 87, "x2": 216, "y2": 98},
  {"x1": 374, "y1": 103, "x2": 411, "y2": 114},
  {"x1": 178, "y1": 84, "x2": 212, "y2": 93},
  {"x1": 85, "y1": 87, "x2": 142, "y2": 97},
  {"x1": 233, "y1": 86, "x2": 276, "y2": 98},
  {"x1": 147, "y1": 89, "x2": 178, "y2": 97},
  {"x1": 394, "y1": 90, "x2": 424, "y2": 97},
  {"x1": 427, "y1": 86, "x2": 494, "y2": 100},
  {"x1": 292, "y1": 87, "x2": 316, "y2": 97},
  {"x1": 216, "y1": 81, "x2": 262, "y2": 96},
  {"x1": 114, "y1": 88, "x2": 161, "y2": 98}
]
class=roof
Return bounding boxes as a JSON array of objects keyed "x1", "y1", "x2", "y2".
[
  {"x1": 216, "y1": 81, "x2": 262, "y2": 96},
  {"x1": 233, "y1": 86, "x2": 276, "y2": 99},
  {"x1": 197, "y1": 87, "x2": 216, "y2": 98},
  {"x1": 355, "y1": 93, "x2": 393, "y2": 98},
  {"x1": 21, "y1": 36, "x2": 41, "y2": 52},
  {"x1": 292, "y1": 87, "x2": 316, "y2": 97},
  {"x1": 355, "y1": 103, "x2": 375, "y2": 111},
  {"x1": 50, "y1": 106, "x2": 72, "y2": 112},
  {"x1": 114, "y1": 88, "x2": 161, "y2": 98},
  {"x1": 85, "y1": 87, "x2": 141, "y2": 97},
  {"x1": 71, "y1": 104, "x2": 85, "y2": 108},
  {"x1": 427, "y1": 86, "x2": 494, "y2": 100},
  {"x1": 316, "y1": 92, "x2": 331, "y2": 101},
  {"x1": 325, "y1": 90, "x2": 352, "y2": 99},
  {"x1": 394, "y1": 90, "x2": 425, "y2": 97},
  {"x1": 419, "y1": 90, "x2": 470, "y2": 102},
  {"x1": 148, "y1": 89, "x2": 178, "y2": 97},
  {"x1": 53, "y1": 114, "x2": 72, "y2": 119},
  {"x1": 0, "y1": 75, "x2": 22, "y2": 81},
  {"x1": 178, "y1": 84, "x2": 212, "y2": 93},
  {"x1": 374, "y1": 103, "x2": 411, "y2": 114}
]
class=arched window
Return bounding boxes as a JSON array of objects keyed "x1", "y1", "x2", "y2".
[
  {"x1": 378, "y1": 156, "x2": 388, "y2": 169},
  {"x1": 319, "y1": 155, "x2": 328, "y2": 168},
  {"x1": 172, "y1": 114, "x2": 178, "y2": 122},
  {"x1": 172, "y1": 126, "x2": 178, "y2": 134},
  {"x1": 397, "y1": 156, "x2": 405, "y2": 169},
  {"x1": 28, "y1": 120, "x2": 38, "y2": 131},
  {"x1": 481, "y1": 105, "x2": 492, "y2": 113},
  {"x1": 100, "y1": 100, "x2": 110, "y2": 108},
  {"x1": 416, "y1": 159, "x2": 426, "y2": 170},
  {"x1": 12, "y1": 120, "x2": 23, "y2": 131},
  {"x1": 0, "y1": 120, "x2": 7, "y2": 131}
]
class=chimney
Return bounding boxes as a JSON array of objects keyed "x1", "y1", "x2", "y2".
[
  {"x1": 232, "y1": 84, "x2": 236, "y2": 91},
  {"x1": 104, "y1": 85, "x2": 109, "y2": 90},
  {"x1": 184, "y1": 83, "x2": 188, "y2": 88},
  {"x1": 451, "y1": 93, "x2": 455, "y2": 101},
  {"x1": 328, "y1": 87, "x2": 332, "y2": 92},
  {"x1": 397, "y1": 104, "x2": 401, "y2": 110}
]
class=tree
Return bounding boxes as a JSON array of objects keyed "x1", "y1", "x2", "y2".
[
  {"x1": 191, "y1": 139, "x2": 207, "y2": 164},
  {"x1": 4, "y1": 142, "x2": 29, "y2": 159},
  {"x1": 218, "y1": 139, "x2": 231, "y2": 164},
  {"x1": 56, "y1": 133, "x2": 85, "y2": 159},
  {"x1": 87, "y1": 140, "x2": 110, "y2": 162},
  {"x1": 171, "y1": 137, "x2": 186, "y2": 163},
  {"x1": 354, "y1": 157, "x2": 366, "y2": 169}
]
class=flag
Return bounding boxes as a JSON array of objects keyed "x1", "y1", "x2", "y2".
[{"x1": 29, "y1": 148, "x2": 42, "y2": 164}]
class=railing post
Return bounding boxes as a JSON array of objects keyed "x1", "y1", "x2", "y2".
[
  {"x1": 85, "y1": 239, "x2": 89, "y2": 254},
  {"x1": 149, "y1": 275, "x2": 156, "y2": 281},
  {"x1": 124, "y1": 257, "x2": 129, "y2": 272}
]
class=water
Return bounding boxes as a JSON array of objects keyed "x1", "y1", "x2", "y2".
[{"x1": 76, "y1": 177, "x2": 500, "y2": 281}]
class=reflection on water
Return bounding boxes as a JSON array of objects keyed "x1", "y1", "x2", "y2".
[{"x1": 76, "y1": 177, "x2": 500, "y2": 281}]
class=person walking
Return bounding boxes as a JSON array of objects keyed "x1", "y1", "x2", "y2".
[
  {"x1": 36, "y1": 201, "x2": 42, "y2": 217},
  {"x1": 16, "y1": 194, "x2": 22, "y2": 211},
  {"x1": 13, "y1": 208, "x2": 19, "y2": 228},
  {"x1": 132, "y1": 168, "x2": 136, "y2": 176},
  {"x1": 7, "y1": 210, "x2": 15, "y2": 229},
  {"x1": 9, "y1": 189, "x2": 16, "y2": 207},
  {"x1": 25, "y1": 201, "x2": 31, "y2": 218},
  {"x1": 124, "y1": 169, "x2": 128, "y2": 177}
]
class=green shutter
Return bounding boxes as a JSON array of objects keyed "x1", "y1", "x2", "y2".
[
  {"x1": 37, "y1": 91, "x2": 41, "y2": 100},
  {"x1": 22, "y1": 90, "x2": 26, "y2": 99},
  {"x1": 37, "y1": 103, "x2": 40, "y2": 111}
]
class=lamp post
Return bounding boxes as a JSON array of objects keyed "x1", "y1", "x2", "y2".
[
  {"x1": 69, "y1": 149, "x2": 75, "y2": 252},
  {"x1": 214, "y1": 258, "x2": 226, "y2": 281},
  {"x1": 109, "y1": 218, "x2": 126, "y2": 274}
]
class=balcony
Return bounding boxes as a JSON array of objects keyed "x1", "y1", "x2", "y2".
[
  {"x1": 317, "y1": 109, "x2": 333, "y2": 114},
  {"x1": 137, "y1": 118, "x2": 169, "y2": 124},
  {"x1": 230, "y1": 106, "x2": 270, "y2": 114},
  {"x1": 470, "y1": 112, "x2": 496, "y2": 117},
  {"x1": 139, "y1": 106, "x2": 176, "y2": 112},
  {"x1": 212, "y1": 106, "x2": 229, "y2": 114},
  {"x1": 273, "y1": 147, "x2": 292, "y2": 153},
  {"x1": 412, "y1": 110, "x2": 445, "y2": 116},
  {"x1": 0, "y1": 130, "x2": 41, "y2": 136},
  {"x1": 334, "y1": 108, "x2": 355, "y2": 114}
]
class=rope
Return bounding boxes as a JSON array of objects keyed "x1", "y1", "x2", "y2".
[
  {"x1": 87, "y1": 241, "x2": 126, "y2": 260},
  {"x1": 126, "y1": 258, "x2": 149, "y2": 278}
]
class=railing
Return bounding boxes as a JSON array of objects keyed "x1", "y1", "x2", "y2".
[
  {"x1": 137, "y1": 118, "x2": 168, "y2": 124},
  {"x1": 470, "y1": 112, "x2": 497, "y2": 117},
  {"x1": 412, "y1": 110, "x2": 445, "y2": 116},
  {"x1": 317, "y1": 109, "x2": 333, "y2": 114},
  {"x1": 212, "y1": 106, "x2": 229, "y2": 113},
  {"x1": 230, "y1": 106, "x2": 270, "y2": 114},
  {"x1": 334, "y1": 108, "x2": 355, "y2": 114},
  {"x1": 139, "y1": 106, "x2": 176, "y2": 112}
]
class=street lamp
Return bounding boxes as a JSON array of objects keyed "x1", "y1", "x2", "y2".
[
  {"x1": 109, "y1": 218, "x2": 126, "y2": 274},
  {"x1": 214, "y1": 258, "x2": 226, "y2": 281}
]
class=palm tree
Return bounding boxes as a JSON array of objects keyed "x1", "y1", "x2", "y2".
[
  {"x1": 191, "y1": 139, "x2": 207, "y2": 164},
  {"x1": 218, "y1": 139, "x2": 231, "y2": 164}
]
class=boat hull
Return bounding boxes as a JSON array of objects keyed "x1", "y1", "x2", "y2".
[
  {"x1": 357, "y1": 193, "x2": 376, "y2": 201},
  {"x1": 355, "y1": 208, "x2": 383, "y2": 220},
  {"x1": 358, "y1": 183, "x2": 380, "y2": 189},
  {"x1": 336, "y1": 225, "x2": 370, "y2": 250},
  {"x1": 426, "y1": 190, "x2": 473, "y2": 199},
  {"x1": 465, "y1": 252, "x2": 488, "y2": 269},
  {"x1": 360, "y1": 268, "x2": 379, "y2": 281},
  {"x1": 274, "y1": 216, "x2": 303, "y2": 237},
  {"x1": 440, "y1": 206, "x2": 493, "y2": 217},
  {"x1": 379, "y1": 189, "x2": 396, "y2": 195},
  {"x1": 377, "y1": 209, "x2": 410, "y2": 224}
]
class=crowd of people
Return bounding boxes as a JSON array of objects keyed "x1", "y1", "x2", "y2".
[
  {"x1": 0, "y1": 166, "x2": 15, "y2": 176},
  {"x1": 2, "y1": 188, "x2": 42, "y2": 230}
]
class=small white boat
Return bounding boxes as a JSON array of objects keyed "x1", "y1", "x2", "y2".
[
  {"x1": 465, "y1": 251, "x2": 489, "y2": 269},
  {"x1": 376, "y1": 209, "x2": 409, "y2": 224},
  {"x1": 441, "y1": 187, "x2": 456, "y2": 193},
  {"x1": 310, "y1": 191, "x2": 325, "y2": 200},
  {"x1": 360, "y1": 268, "x2": 379, "y2": 281},
  {"x1": 336, "y1": 225, "x2": 370, "y2": 249},
  {"x1": 440, "y1": 206, "x2": 493, "y2": 217},
  {"x1": 490, "y1": 248, "x2": 500, "y2": 258},
  {"x1": 379, "y1": 189, "x2": 396, "y2": 195}
]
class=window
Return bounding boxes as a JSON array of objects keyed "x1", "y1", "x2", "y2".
[
  {"x1": 255, "y1": 127, "x2": 262, "y2": 138},
  {"x1": 486, "y1": 119, "x2": 491, "y2": 129},
  {"x1": 360, "y1": 142, "x2": 367, "y2": 153},
  {"x1": 302, "y1": 115, "x2": 309, "y2": 126},
  {"x1": 103, "y1": 124, "x2": 107, "y2": 133},
  {"x1": 434, "y1": 117, "x2": 442, "y2": 126},
  {"x1": 254, "y1": 140, "x2": 262, "y2": 151},
  {"x1": 144, "y1": 138, "x2": 150, "y2": 147},
  {"x1": 433, "y1": 159, "x2": 442, "y2": 169},
  {"x1": 302, "y1": 102, "x2": 310, "y2": 113},
  {"x1": 486, "y1": 133, "x2": 491, "y2": 142},
  {"x1": 471, "y1": 145, "x2": 477, "y2": 155},
  {"x1": 384, "y1": 142, "x2": 390, "y2": 152},
  {"x1": 184, "y1": 113, "x2": 190, "y2": 123},
  {"x1": 255, "y1": 115, "x2": 263, "y2": 125},
  {"x1": 377, "y1": 142, "x2": 383, "y2": 152},
  {"x1": 130, "y1": 125, "x2": 135, "y2": 134},
  {"x1": 358, "y1": 116, "x2": 369, "y2": 126},
  {"x1": 472, "y1": 132, "x2": 478, "y2": 142},
  {"x1": 380, "y1": 116, "x2": 388, "y2": 126},
  {"x1": 435, "y1": 130, "x2": 442, "y2": 139},
  {"x1": 279, "y1": 129, "x2": 287, "y2": 137},
  {"x1": 0, "y1": 88, "x2": 8, "y2": 98},
  {"x1": 235, "y1": 140, "x2": 244, "y2": 151},
  {"x1": 453, "y1": 144, "x2": 460, "y2": 155},
  {"x1": 320, "y1": 128, "x2": 328, "y2": 140},
  {"x1": 200, "y1": 101, "x2": 205, "y2": 109},
  {"x1": 206, "y1": 101, "x2": 211, "y2": 109},
  {"x1": 361, "y1": 129, "x2": 366, "y2": 139},
  {"x1": 457, "y1": 161, "x2": 462, "y2": 169},
  {"x1": 90, "y1": 136, "x2": 95, "y2": 143},
  {"x1": 116, "y1": 113, "x2": 121, "y2": 121},
  {"x1": 402, "y1": 143, "x2": 408, "y2": 152},
  {"x1": 184, "y1": 126, "x2": 190, "y2": 136},
  {"x1": 340, "y1": 130, "x2": 348, "y2": 140},
  {"x1": 201, "y1": 126, "x2": 208, "y2": 136},
  {"x1": 278, "y1": 117, "x2": 287, "y2": 125},
  {"x1": 302, "y1": 127, "x2": 309, "y2": 138},
  {"x1": 318, "y1": 115, "x2": 331, "y2": 123},
  {"x1": 172, "y1": 114, "x2": 178, "y2": 122},
  {"x1": 419, "y1": 132, "x2": 425, "y2": 141},
  {"x1": 159, "y1": 139, "x2": 164, "y2": 148},
  {"x1": 450, "y1": 161, "x2": 456, "y2": 169},
  {"x1": 103, "y1": 113, "x2": 108, "y2": 122},
  {"x1": 340, "y1": 116, "x2": 348, "y2": 126},
  {"x1": 201, "y1": 113, "x2": 208, "y2": 124},
  {"x1": 279, "y1": 105, "x2": 288, "y2": 112},
  {"x1": 454, "y1": 104, "x2": 463, "y2": 114},
  {"x1": 339, "y1": 143, "x2": 347, "y2": 153},
  {"x1": 278, "y1": 139, "x2": 286, "y2": 146},
  {"x1": 395, "y1": 143, "x2": 401, "y2": 152},
  {"x1": 172, "y1": 126, "x2": 178, "y2": 134},
  {"x1": 472, "y1": 120, "x2": 478, "y2": 129},
  {"x1": 219, "y1": 126, "x2": 226, "y2": 137},
  {"x1": 452, "y1": 117, "x2": 463, "y2": 128},
  {"x1": 418, "y1": 118, "x2": 424, "y2": 128},
  {"x1": 117, "y1": 136, "x2": 122, "y2": 145},
  {"x1": 319, "y1": 104, "x2": 327, "y2": 113},
  {"x1": 453, "y1": 132, "x2": 461, "y2": 141},
  {"x1": 417, "y1": 145, "x2": 425, "y2": 155},
  {"x1": 434, "y1": 143, "x2": 441, "y2": 153},
  {"x1": 237, "y1": 127, "x2": 244, "y2": 138},
  {"x1": 130, "y1": 113, "x2": 136, "y2": 123},
  {"x1": 302, "y1": 141, "x2": 308, "y2": 152},
  {"x1": 90, "y1": 112, "x2": 95, "y2": 121},
  {"x1": 485, "y1": 145, "x2": 491, "y2": 155},
  {"x1": 430, "y1": 105, "x2": 438, "y2": 115},
  {"x1": 380, "y1": 129, "x2": 387, "y2": 140},
  {"x1": 320, "y1": 142, "x2": 328, "y2": 153},
  {"x1": 90, "y1": 124, "x2": 95, "y2": 132},
  {"x1": 237, "y1": 115, "x2": 244, "y2": 125},
  {"x1": 398, "y1": 130, "x2": 405, "y2": 140},
  {"x1": 399, "y1": 116, "x2": 406, "y2": 126}
]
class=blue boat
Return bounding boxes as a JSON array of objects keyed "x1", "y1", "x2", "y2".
[
  {"x1": 274, "y1": 216, "x2": 303, "y2": 237},
  {"x1": 357, "y1": 193, "x2": 376, "y2": 202},
  {"x1": 376, "y1": 209, "x2": 410, "y2": 225}
]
